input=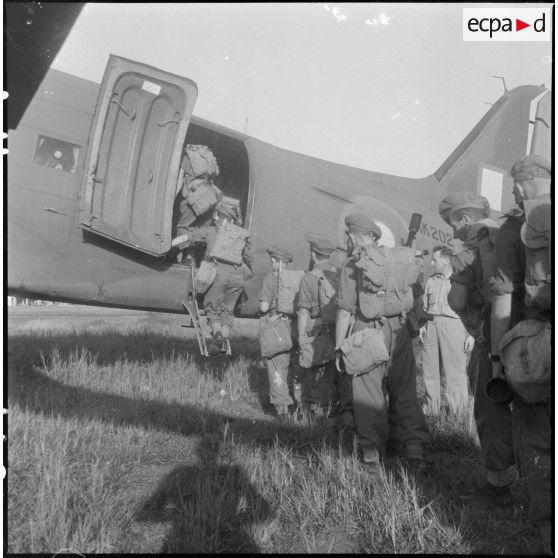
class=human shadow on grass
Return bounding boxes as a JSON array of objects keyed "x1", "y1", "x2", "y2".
[
  {"x1": 9, "y1": 332, "x2": 536, "y2": 553},
  {"x1": 133, "y1": 435, "x2": 274, "y2": 553}
]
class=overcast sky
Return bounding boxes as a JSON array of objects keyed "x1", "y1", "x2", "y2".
[{"x1": 52, "y1": 3, "x2": 552, "y2": 177}]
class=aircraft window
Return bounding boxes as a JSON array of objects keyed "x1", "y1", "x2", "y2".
[
  {"x1": 34, "y1": 135, "x2": 80, "y2": 173},
  {"x1": 479, "y1": 166, "x2": 503, "y2": 212}
]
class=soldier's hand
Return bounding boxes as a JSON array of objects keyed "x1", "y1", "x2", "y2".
[
  {"x1": 335, "y1": 351, "x2": 343, "y2": 373},
  {"x1": 418, "y1": 326, "x2": 427, "y2": 344},
  {"x1": 464, "y1": 335, "x2": 475, "y2": 352}
]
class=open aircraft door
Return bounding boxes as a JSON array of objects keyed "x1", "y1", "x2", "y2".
[{"x1": 79, "y1": 54, "x2": 198, "y2": 255}]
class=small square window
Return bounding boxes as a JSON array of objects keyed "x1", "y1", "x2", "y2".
[{"x1": 34, "y1": 135, "x2": 81, "y2": 173}]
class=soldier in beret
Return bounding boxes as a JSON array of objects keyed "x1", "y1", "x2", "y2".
[
  {"x1": 489, "y1": 154, "x2": 551, "y2": 552},
  {"x1": 335, "y1": 214, "x2": 430, "y2": 467},
  {"x1": 296, "y1": 234, "x2": 340, "y2": 421},
  {"x1": 259, "y1": 245, "x2": 305, "y2": 419},
  {"x1": 439, "y1": 192, "x2": 516, "y2": 506}
]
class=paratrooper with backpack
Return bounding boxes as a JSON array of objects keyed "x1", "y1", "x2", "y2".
[
  {"x1": 489, "y1": 155, "x2": 552, "y2": 554},
  {"x1": 259, "y1": 247, "x2": 305, "y2": 419},
  {"x1": 296, "y1": 234, "x2": 340, "y2": 420},
  {"x1": 173, "y1": 144, "x2": 223, "y2": 247},
  {"x1": 439, "y1": 191, "x2": 515, "y2": 505},
  {"x1": 334, "y1": 214, "x2": 430, "y2": 468},
  {"x1": 174, "y1": 201, "x2": 253, "y2": 356}
]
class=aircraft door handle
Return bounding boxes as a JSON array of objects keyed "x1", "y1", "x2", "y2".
[
  {"x1": 148, "y1": 170, "x2": 153, "y2": 183},
  {"x1": 158, "y1": 112, "x2": 181, "y2": 126},
  {"x1": 110, "y1": 95, "x2": 137, "y2": 120}
]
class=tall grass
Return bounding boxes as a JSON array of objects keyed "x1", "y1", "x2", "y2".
[{"x1": 6, "y1": 310, "x2": 541, "y2": 553}]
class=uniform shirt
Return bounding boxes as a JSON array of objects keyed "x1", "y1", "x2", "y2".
[
  {"x1": 259, "y1": 272, "x2": 279, "y2": 312},
  {"x1": 423, "y1": 274, "x2": 460, "y2": 318}
]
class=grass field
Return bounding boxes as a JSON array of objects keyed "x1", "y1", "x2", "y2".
[{"x1": 6, "y1": 305, "x2": 543, "y2": 554}]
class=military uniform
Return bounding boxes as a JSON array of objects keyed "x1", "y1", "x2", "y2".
[
  {"x1": 336, "y1": 215, "x2": 429, "y2": 461},
  {"x1": 439, "y1": 191, "x2": 515, "y2": 486},
  {"x1": 449, "y1": 220, "x2": 515, "y2": 475},
  {"x1": 297, "y1": 235, "x2": 339, "y2": 415},
  {"x1": 259, "y1": 247, "x2": 305, "y2": 416},
  {"x1": 180, "y1": 208, "x2": 253, "y2": 349},
  {"x1": 490, "y1": 155, "x2": 552, "y2": 550},
  {"x1": 421, "y1": 271, "x2": 469, "y2": 414}
]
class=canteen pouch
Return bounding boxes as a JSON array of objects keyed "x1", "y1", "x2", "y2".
[
  {"x1": 499, "y1": 319, "x2": 551, "y2": 404},
  {"x1": 259, "y1": 317, "x2": 293, "y2": 359},
  {"x1": 339, "y1": 326, "x2": 389, "y2": 376},
  {"x1": 184, "y1": 179, "x2": 219, "y2": 216},
  {"x1": 299, "y1": 325, "x2": 335, "y2": 368},
  {"x1": 195, "y1": 260, "x2": 217, "y2": 294}
]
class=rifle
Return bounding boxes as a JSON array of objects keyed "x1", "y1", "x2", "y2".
[
  {"x1": 404, "y1": 213, "x2": 426, "y2": 337},
  {"x1": 404, "y1": 213, "x2": 422, "y2": 248}
]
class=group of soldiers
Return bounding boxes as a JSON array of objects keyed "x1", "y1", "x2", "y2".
[{"x1": 172, "y1": 146, "x2": 551, "y2": 553}]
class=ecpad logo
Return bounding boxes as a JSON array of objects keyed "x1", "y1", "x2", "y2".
[{"x1": 463, "y1": 8, "x2": 551, "y2": 41}]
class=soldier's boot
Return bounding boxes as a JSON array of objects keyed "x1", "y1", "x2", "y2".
[
  {"x1": 459, "y1": 482, "x2": 513, "y2": 507},
  {"x1": 207, "y1": 332, "x2": 224, "y2": 356},
  {"x1": 360, "y1": 446, "x2": 382, "y2": 468}
]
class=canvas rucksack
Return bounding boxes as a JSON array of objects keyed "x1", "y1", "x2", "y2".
[
  {"x1": 183, "y1": 177, "x2": 220, "y2": 217},
  {"x1": 355, "y1": 245, "x2": 420, "y2": 319},
  {"x1": 208, "y1": 222, "x2": 249, "y2": 265},
  {"x1": 522, "y1": 196, "x2": 551, "y2": 312},
  {"x1": 182, "y1": 145, "x2": 220, "y2": 178},
  {"x1": 499, "y1": 319, "x2": 551, "y2": 404}
]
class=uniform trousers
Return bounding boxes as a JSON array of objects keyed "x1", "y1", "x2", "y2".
[
  {"x1": 299, "y1": 360, "x2": 337, "y2": 414},
  {"x1": 265, "y1": 320, "x2": 302, "y2": 413},
  {"x1": 338, "y1": 315, "x2": 429, "y2": 454},
  {"x1": 203, "y1": 262, "x2": 245, "y2": 338},
  {"x1": 421, "y1": 315, "x2": 469, "y2": 414},
  {"x1": 467, "y1": 339, "x2": 514, "y2": 474}
]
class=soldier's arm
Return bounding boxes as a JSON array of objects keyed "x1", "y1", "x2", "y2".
[
  {"x1": 488, "y1": 218, "x2": 523, "y2": 372},
  {"x1": 335, "y1": 309, "x2": 352, "y2": 349},
  {"x1": 490, "y1": 293, "x2": 512, "y2": 358},
  {"x1": 259, "y1": 273, "x2": 275, "y2": 314}
]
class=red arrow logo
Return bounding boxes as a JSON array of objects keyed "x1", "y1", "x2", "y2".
[{"x1": 516, "y1": 19, "x2": 530, "y2": 31}]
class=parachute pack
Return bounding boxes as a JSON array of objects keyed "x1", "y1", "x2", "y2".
[
  {"x1": 355, "y1": 245, "x2": 420, "y2": 319},
  {"x1": 208, "y1": 222, "x2": 249, "y2": 265},
  {"x1": 522, "y1": 196, "x2": 551, "y2": 312}
]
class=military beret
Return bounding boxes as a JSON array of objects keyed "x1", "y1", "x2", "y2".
[
  {"x1": 306, "y1": 234, "x2": 336, "y2": 256},
  {"x1": 345, "y1": 214, "x2": 382, "y2": 238},
  {"x1": 510, "y1": 155, "x2": 551, "y2": 181},
  {"x1": 438, "y1": 192, "x2": 490, "y2": 224},
  {"x1": 266, "y1": 245, "x2": 293, "y2": 263}
]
